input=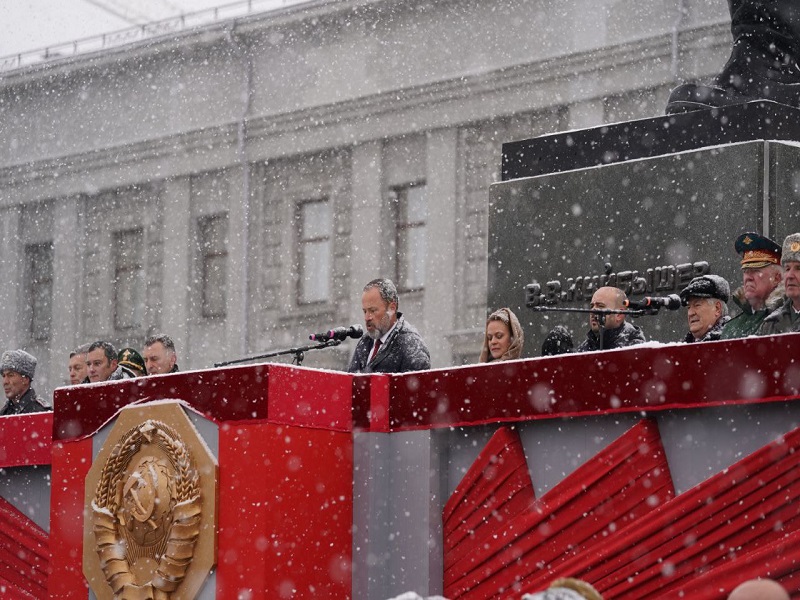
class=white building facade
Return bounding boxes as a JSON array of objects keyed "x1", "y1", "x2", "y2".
[{"x1": 0, "y1": 0, "x2": 730, "y2": 398}]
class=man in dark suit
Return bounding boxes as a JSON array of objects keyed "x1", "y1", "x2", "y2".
[{"x1": 347, "y1": 278, "x2": 431, "y2": 374}]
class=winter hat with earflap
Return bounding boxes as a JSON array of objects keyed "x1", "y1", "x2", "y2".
[
  {"x1": 679, "y1": 274, "x2": 731, "y2": 305},
  {"x1": 0, "y1": 349, "x2": 37, "y2": 380},
  {"x1": 781, "y1": 233, "x2": 800, "y2": 266}
]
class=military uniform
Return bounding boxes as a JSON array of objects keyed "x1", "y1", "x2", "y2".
[
  {"x1": 1, "y1": 387, "x2": 50, "y2": 416},
  {"x1": 759, "y1": 302, "x2": 800, "y2": 335},
  {"x1": 0, "y1": 349, "x2": 51, "y2": 415},
  {"x1": 721, "y1": 232, "x2": 783, "y2": 340},
  {"x1": 759, "y1": 232, "x2": 800, "y2": 335},
  {"x1": 721, "y1": 286, "x2": 784, "y2": 339}
]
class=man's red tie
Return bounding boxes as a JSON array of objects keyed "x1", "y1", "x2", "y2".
[{"x1": 369, "y1": 339, "x2": 382, "y2": 363}]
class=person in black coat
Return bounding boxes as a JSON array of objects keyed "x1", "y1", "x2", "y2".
[
  {"x1": 1, "y1": 349, "x2": 50, "y2": 416},
  {"x1": 575, "y1": 286, "x2": 646, "y2": 352},
  {"x1": 347, "y1": 278, "x2": 431, "y2": 374},
  {"x1": 679, "y1": 274, "x2": 732, "y2": 343}
]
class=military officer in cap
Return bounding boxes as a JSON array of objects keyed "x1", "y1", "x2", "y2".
[
  {"x1": 760, "y1": 233, "x2": 800, "y2": 335},
  {"x1": 1, "y1": 349, "x2": 50, "y2": 415},
  {"x1": 721, "y1": 232, "x2": 784, "y2": 339},
  {"x1": 118, "y1": 348, "x2": 146, "y2": 377},
  {"x1": 680, "y1": 275, "x2": 731, "y2": 343}
]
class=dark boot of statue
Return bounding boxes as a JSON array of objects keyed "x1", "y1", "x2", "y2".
[{"x1": 666, "y1": 0, "x2": 800, "y2": 114}]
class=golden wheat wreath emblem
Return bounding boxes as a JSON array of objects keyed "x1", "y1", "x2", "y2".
[{"x1": 92, "y1": 420, "x2": 201, "y2": 599}]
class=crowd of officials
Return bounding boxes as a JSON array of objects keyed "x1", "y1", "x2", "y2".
[
  {"x1": 348, "y1": 231, "x2": 800, "y2": 375},
  {"x1": 532, "y1": 230, "x2": 800, "y2": 354},
  {"x1": 0, "y1": 334, "x2": 178, "y2": 416},
  {"x1": 3, "y1": 231, "x2": 799, "y2": 415}
]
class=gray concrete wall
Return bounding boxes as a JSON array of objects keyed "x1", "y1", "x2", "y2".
[{"x1": 488, "y1": 141, "x2": 800, "y2": 351}]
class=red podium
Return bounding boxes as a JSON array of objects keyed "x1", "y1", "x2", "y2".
[{"x1": 3, "y1": 333, "x2": 798, "y2": 599}]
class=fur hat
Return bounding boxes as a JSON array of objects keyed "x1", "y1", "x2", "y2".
[
  {"x1": 680, "y1": 274, "x2": 730, "y2": 305},
  {"x1": 0, "y1": 349, "x2": 37, "y2": 380},
  {"x1": 781, "y1": 233, "x2": 800, "y2": 266}
]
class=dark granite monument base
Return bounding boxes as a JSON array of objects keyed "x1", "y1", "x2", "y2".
[
  {"x1": 489, "y1": 136, "x2": 800, "y2": 354},
  {"x1": 502, "y1": 101, "x2": 800, "y2": 180}
]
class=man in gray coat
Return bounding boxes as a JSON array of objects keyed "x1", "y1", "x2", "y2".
[
  {"x1": 347, "y1": 278, "x2": 431, "y2": 374},
  {"x1": 760, "y1": 233, "x2": 800, "y2": 335}
]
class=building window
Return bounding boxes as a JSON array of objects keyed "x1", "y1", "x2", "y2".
[
  {"x1": 25, "y1": 243, "x2": 53, "y2": 341},
  {"x1": 113, "y1": 228, "x2": 145, "y2": 331},
  {"x1": 198, "y1": 213, "x2": 228, "y2": 318},
  {"x1": 390, "y1": 182, "x2": 427, "y2": 291},
  {"x1": 296, "y1": 198, "x2": 331, "y2": 304}
]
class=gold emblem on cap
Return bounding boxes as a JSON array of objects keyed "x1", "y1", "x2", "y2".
[
  {"x1": 792, "y1": 242, "x2": 800, "y2": 253},
  {"x1": 742, "y1": 235, "x2": 753, "y2": 245}
]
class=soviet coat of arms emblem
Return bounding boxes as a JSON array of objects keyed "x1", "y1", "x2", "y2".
[{"x1": 86, "y1": 408, "x2": 216, "y2": 600}]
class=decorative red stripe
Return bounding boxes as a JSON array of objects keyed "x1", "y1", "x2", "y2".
[
  {"x1": 521, "y1": 424, "x2": 800, "y2": 599},
  {"x1": 444, "y1": 419, "x2": 673, "y2": 600},
  {"x1": 664, "y1": 527, "x2": 800, "y2": 598},
  {"x1": 443, "y1": 427, "x2": 534, "y2": 560},
  {"x1": 0, "y1": 492, "x2": 48, "y2": 597},
  {"x1": 599, "y1": 469, "x2": 800, "y2": 599},
  {"x1": 454, "y1": 420, "x2": 672, "y2": 598},
  {"x1": 0, "y1": 573, "x2": 38, "y2": 599}
]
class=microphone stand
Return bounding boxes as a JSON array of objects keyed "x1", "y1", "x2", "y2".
[
  {"x1": 529, "y1": 305, "x2": 661, "y2": 351},
  {"x1": 214, "y1": 339, "x2": 342, "y2": 368}
]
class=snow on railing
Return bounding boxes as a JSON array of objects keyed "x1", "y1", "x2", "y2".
[{"x1": 0, "y1": 0, "x2": 313, "y2": 74}]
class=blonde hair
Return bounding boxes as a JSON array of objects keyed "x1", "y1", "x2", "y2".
[{"x1": 479, "y1": 307, "x2": 524, "y2": 363}]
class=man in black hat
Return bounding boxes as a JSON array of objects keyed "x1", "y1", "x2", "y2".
[
  {"x1": 760, "y1": 232, "x2": 800, "y2": 334},
  {"x1": 721, "y1": 232, "x2": 784, "y2": 339},
  {"x1": 1, "y1": 349, "x2": 50, "y2": 415},
  {"x1": 680, "y1": 275, "x2": 732, "y2": 343}
]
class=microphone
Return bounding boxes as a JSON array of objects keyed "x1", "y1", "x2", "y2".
[
  {"x1": 309, "y1": 324, "x2": 364, "y2": 342},
  {"x1": 624, "y1": 294, "x2": 682, "y2": 311}
]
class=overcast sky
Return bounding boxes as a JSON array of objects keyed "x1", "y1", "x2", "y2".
[{"x1": 0, "y1": 0, "x2": 243, "y2": 57}]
